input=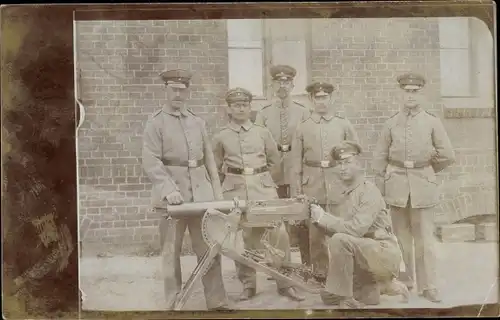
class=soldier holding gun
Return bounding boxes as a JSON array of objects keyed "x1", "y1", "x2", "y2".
[
  {"x1": 141, "y1": 69, "x2": 231, "y2": 310},
  {"x1": 306, "y1": 141, "x2": 407, "y2": 308}
]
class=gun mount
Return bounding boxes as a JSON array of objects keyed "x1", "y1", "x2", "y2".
[{"x1": 154, "y1": 197, "x2": 323, "y2": 311}]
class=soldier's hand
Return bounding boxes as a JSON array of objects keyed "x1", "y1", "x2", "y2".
[
  {"x1": 310, "y1": 204, "x2": 325, "y2": 223},
  {"x1": 296, "y1": 194, "x2": 308, "y2": 201},
  {"x1": 166, "y1": 191, "x2": 184, "y2": 205}
]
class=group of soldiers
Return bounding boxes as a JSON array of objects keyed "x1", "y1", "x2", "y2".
[{"x1": 141, "y1": 64, "x2": 455, "y2": 310}]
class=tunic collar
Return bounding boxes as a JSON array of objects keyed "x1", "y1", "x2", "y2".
[
  {"x1": 311, "y1": 111, "x2": 335, "y2": 123},
  {"x1": 228, "y1": 120, "x2": 253, "y2": 132},
  {"x1": 163, "y1": 105, "x2": 189, "y2": 117},
  {"x1": 402, "y1": 105, "x2": 423, "y2": 117},
  {"x1": 275, "y1": 97, "x2": 292, "y2": 109}
]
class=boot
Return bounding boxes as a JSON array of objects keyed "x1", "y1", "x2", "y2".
[
  {"x1": 422, "y1": 289, "x2": 442, "y2": 303},
  {"x1": 238, "y1": 288, "x2": 256, "y2": 301},
  {"x1": 278, "y1": 287, "x2": 305, "y2": 301}
]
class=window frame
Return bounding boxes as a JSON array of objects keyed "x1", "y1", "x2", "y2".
[
  {"x1": 438, "y1": 17, "x2": 475, "y2": 99},
  {"x1": 226, "y1": 19, "x2": 312, "y2": 103},
  {"x1": 438, "y1": 17, "x2": 495, "y2": 118}
]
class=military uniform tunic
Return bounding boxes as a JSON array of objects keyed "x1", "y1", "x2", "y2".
[
  {"x1": 213, "y1": 121, "x2": 281, "y2": 201},
  {"x1": 142, "y1": 108, "x2": 223, "y2": 205},
  {"x1": 254, "y1": 98, "x2": 311, "y2": 188},
  {"x1": 290, "y1": 112, "x2": 359, "y2": 205},
  {"x1": 319, "y1": 179, "x2": 401, "y2": 298},
  {"x1": 141, "y1": 106, "x2": 227, "y2": 309},
  {"x1": 212, "y1": 120, "x2": 292, "y2": 291},
  {"x1": 373, "y1": 107, "x2": 455, "y2": 208},
  {"x1": 372, "y1": 106, "x2": 455, "y2": 293}
]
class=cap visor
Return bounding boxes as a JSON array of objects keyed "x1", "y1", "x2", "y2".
[
  {"x1": 314, "y1": 92, "x2": 329, "y2": 97},
  {"x1": 167, "y1": 82, "x2": 187, "y2": 89},
  {"x1": 339, "y1": 153, "x2": 356, "y2": 160},
  {"x1": 402, "y1": 84, "x2": 421, "y2": 90}
]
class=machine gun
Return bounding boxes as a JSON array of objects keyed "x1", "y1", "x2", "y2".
[{"x1": 154, "y1": 197, "x2": 323, "y2": 311}]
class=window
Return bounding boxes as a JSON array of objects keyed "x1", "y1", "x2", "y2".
[
  {"x1": 227, "y1": 19, "x2": 310, "y2": 100},
  {"x1": 439, "y1": 17, "x2": 494, "y2": 102},
  {"x1": 438, "y1": 17, "x2": 473, "y2": 97},
  {"x1": 227, "y1": 19, "x2": 265, "y2": 97}
]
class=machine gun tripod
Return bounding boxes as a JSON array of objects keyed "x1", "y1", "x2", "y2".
[{"x1": 154, "y1": 197, "x2": 324, "y2": 311}]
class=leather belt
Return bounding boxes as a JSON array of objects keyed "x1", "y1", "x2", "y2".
[
  {"x1": 161, "y1": 158, "x2": 204, "y2": 168},
  {"x1": 304, "y1": 160, "x2": 335, "y2": 168},
  {"x1": 365, "y1": 226, "x2": 392, "y2": 240},
  {"x1": 278, "y1": 144, "x2": 291, "y2": 152},
  {"x1": 226, "y1": 166, "x2": 268, "y2": 175},
  {"x1": 363, "y1": 227, "x2": 392, "y2": 240},
  {"x1": 388, "y1": 159, "x2": 431, "y2": 169}
]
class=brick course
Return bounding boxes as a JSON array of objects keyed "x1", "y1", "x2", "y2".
[{"x1": 76, "y1": 18, "x2": 497, "y2": 249}]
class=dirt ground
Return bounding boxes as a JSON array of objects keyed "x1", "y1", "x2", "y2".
[{"x1": 80, "y1": 241, "x2": 498, "y2": 311}]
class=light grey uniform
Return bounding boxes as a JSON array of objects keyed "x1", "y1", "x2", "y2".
[{"x1": 372, "y1": 106, "x2": 455, "y2": 292}]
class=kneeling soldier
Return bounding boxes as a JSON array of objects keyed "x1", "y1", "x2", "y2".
[
  {"x1": 309, "y1": 141, "x2": 404, "y2": 308},
  {"x1": 212, "y1": 87, "x2": 305, "y2": 302}
]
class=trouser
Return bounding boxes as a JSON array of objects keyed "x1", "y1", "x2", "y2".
[
  {"x1": 235, "y1": 223, "x2": 292, "y2": 291},
  {"x1": 159, "y1": 217, "x2": 228, "y2": 309},
  {"x1": 277, "y1": 184, "x2": 311, "y2": 266},
  {"x1": 324, "y1": 233, "x2": 400, "y2": 299},
  {"x1": 305, "y1": 203, "x2": 340, "y2": 278},
  {"x1": 390, "y1": 198, "x2": 437, "y2": 292}
]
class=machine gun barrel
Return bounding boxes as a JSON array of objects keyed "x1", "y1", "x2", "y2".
[
  {"x1": 154, "y1": 197, "x2": 312, "y2": 223},
  {"x1": 154, "y1": 199, "x2": 246, "y2": 218}
]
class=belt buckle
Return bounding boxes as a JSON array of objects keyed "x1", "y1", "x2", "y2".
[
  {"x1": 320, "y1": 160, "x2": 330, "y2": 168},
  {"x1": 403, "y1": 160, "x2": 414, "y2": 169},
  {"x1": 281, "y1": 144, "x2": 289, "y2": 152},
  {"x1": 188, "y1": 160, "x2": 198, "y2": 168},
  {"x1": 243, "y1": 167, "x2": 254, "y2": 175}
]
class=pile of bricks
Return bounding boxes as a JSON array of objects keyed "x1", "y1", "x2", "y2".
[{"x1": 436, "y1": 220, "x2": 498, "y2": 243}]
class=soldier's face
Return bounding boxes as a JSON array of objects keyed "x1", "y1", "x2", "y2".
[
  {"x1": 311, "y1": 94, "x2": 332, "y2": 113},
  {"x1": 228, "y1": 101, "x2": 252, "y2": 122},
  {"x1": 272, "y1": 79, "x2": 294, "y2": 99},
  {"x1": 338, "y1": 156, "x2": 361, "y2": 181},
  {"x1": 402, "y1": 87, "x2": 424, "y2": 108},
  {"x1": 166, "y1": 84, "x2": 189, "y2": 109}
]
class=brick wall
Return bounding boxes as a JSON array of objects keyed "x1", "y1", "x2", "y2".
[
  {"x1": 76, "y1": 18, "x2": 497, "y2": 249},
  {"x1": 308, "y1": 18, "x2": 497, "y2": 225},
  {"x1": 76, "y1": 20, "x2": 229, "y2": 246}
]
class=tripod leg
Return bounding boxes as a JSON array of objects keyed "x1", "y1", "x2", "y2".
[
  {"x1": 161, "y1": 217, "x2": 178, "y2": 310},
  {"x1": 173, "y1": 243, "x2": 222, "y2": 311}
]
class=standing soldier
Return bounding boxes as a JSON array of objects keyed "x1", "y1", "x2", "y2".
[
  {"x1": 213, "y1": 87, "x2": 305, "y2": 302},
  {"x1": 372, "y1": 72, "x2": 455, "y2": 303},
  {"x1": 290, "y1": 81, "x2": 359, "y2": 282},
  {"x1": 142, "y1": 69, "x2": 231, "y2": 310},
  {"x1": 254, "y1": 64, "x2": 311, "y2": 266}
]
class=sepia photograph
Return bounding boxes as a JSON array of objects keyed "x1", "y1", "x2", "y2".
[{"x1": 74, "y1": 14, "x2": 497, "y2": 312}]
